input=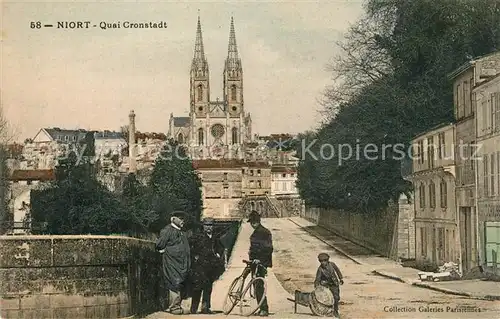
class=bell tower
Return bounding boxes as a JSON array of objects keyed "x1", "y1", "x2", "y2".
[
  {"x1": 190, "y1": 16, "x2": 210, "y2": 118},
  {"x1": 223, "y1": 17, "x2": 243, "y2": 117}
]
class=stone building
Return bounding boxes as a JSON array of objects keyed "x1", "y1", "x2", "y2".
[
  {"x1": 410, "y1": 123, "x2": 458, "y2": 269},
  {"x1": 474, "y1": 73, "x2": 500, "y2": 275},
  {"x1": 168, "y1": 16, "x2": 252, "y2": 160},
  {"x1": 448, "y1": 51, "x2": 500, "y2": 273},
  {"x1": 193, "y1": 159, "x2": 244, "y2": 218},
  {"x1": 242, "y1": 162, "x2": 271, "y2": 196},
  {"x1": 271, "y1": 165, "x2": 298, "y2": 196}
]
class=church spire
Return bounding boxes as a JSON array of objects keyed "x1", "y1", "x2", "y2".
[
  {"x1": 226, "y1": 16, "x2": 241, "y2": 70},
  {"x1": 192, "y1": 15, "x2": 207, "y2": 69}
]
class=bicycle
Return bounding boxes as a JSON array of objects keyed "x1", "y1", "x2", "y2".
[{"x1": 222, "y1": 259, "x2": 268, "y2": 316}]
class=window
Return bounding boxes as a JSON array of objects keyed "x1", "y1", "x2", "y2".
[
  {"x1": 438, "y1": 227, "x2": 445, "y2": 261},
  {"x1": 257, "y1": 169, "x2": 261, "y2": 176},
  {"x1": 493, "y1": 92, "x2": 500, "y2": 132},
  {"x1": 485, "y1": 221, "x2": 500, "y2": 267},
  {"x1": 197, "y1": 84, "x2": 203, "y2": 101},
  {"x1": 482, "y1": 100, "x2": 488, "y2": 133},
  {"x1": 491, "y1": 153, "x2": 496, "y2": 196},
  {"x1": 420, "y1": 227, "x2": 427, "y2": 257},
  {"x1": 177, "y1": 133, "x2": 184, "y2": 144},
  {"x1": 429, "y1": 182, "x2": 436, "y2": 209},
  {"x1": 231, "y1": 85, "x2": 237, "y2": 101},
  {"x1": 223, "y1": 172, "x2": 228, "y2": 181},
  {"x1": 197, "y1": 128, "x2": 204, "y2": 145},
  {"x1": 440, "y1": 179, "x2": 447, "y2": 208},
  {"x1": 282, "y1": 173, "x2": 286, "y2": 178},
  {"x1": 464, "y1": 81, "x2": 470, "y2": 117},
  {"x1": 232, "y1": 127, "x2": 238, "y2": 144},
  {"x1": 416, "y1": 140, "x2": 424, "y2": 164},
  {"x1": 427, "y1": 137, "x2": 434, "y2": 168},
  {"x1": 257, "y1": 180, "x2": 262, "y2": 188},
  {"x1": 469, "y1": 76, "x2": 474, "y2": 115},
  {"x1": 484, "y1": 155, "x2": 489, "y2": 197},
  {"x1": 457, "y1": 83, "x2": 464, "y2": 118},
  {"x1": 438, "y1": 133, "x2": 445, "y2": 159},
  {"x1": 419, "y1": 183, "x2": 426, "y2": 209},
  {"x1": 250, "y1": 170, "x2": 254, "y2": 176},
  {"x1": 497, "y1": 151, "x2": 500, "y2": 196}
]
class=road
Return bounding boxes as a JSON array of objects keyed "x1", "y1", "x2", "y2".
[{"x1": 145, "y1": 218, "x2": 500, "y2": 318}]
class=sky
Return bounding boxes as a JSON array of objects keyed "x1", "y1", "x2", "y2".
[{"x1": 1, "y1": 0, "x2": 364, "y2": 142}]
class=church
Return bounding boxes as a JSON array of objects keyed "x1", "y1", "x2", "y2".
[{"x1": 167, "y1": 16, "x2": 253, "y2": 160}]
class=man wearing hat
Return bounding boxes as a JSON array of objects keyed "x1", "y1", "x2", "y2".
[
  {"x1": 188, "y1": 217, "x2": 225, "y2": 314},
  {"x1": 155, "y1": 211, "x2": 191, "y2": 315},
  {"x1": 314, "y1": 252, "x2": 344, "y2": 318},
  {"x1": 244, "y1": 210, "x2": 273, "y2": 317}
]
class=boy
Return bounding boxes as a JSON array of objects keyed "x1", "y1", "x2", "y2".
[{"x1": 314, "y1": 253, "x2": 344, "y2": 318}]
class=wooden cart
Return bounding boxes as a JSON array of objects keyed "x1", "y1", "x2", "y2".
[{"x1": 287, "y1": 287, "x2": 335, "y2": 317}]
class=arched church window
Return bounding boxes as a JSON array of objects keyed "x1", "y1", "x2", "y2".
[
  {"x1": 198, "y1": 128, "x2": 204, "y2": 145},
  {"x1": 231, "y1": 85, "x2": 237, "y2": 101},
  {"x1": 232, "y1": 127, "x2": 238, "y2": 144},
  {"x1": 197, "y1": 84, "x2": 203, "y2": 101},
  {"x1": 177, "y1": 133, "x2": 184, "y2": 144}
]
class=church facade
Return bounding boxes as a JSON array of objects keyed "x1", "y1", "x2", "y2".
[{"x1": 168, "y1": 17, "x2": 252, "y2": 160}]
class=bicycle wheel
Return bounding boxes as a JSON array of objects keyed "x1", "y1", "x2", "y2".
[
  {"x1": 239, "y1": 277, "x2": 267, "y2": 316},
  {"x1": 223, "y1": 276, "x2": 244, "y2": 315}
]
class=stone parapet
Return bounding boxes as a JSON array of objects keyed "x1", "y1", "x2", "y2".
[{"x1": 0, "y1": 235, "x2": 162, "y2": 319}]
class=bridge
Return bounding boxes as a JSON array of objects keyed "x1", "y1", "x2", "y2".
[{"x1": 1, "y1": 217, "x2": 497, "y2": 318}]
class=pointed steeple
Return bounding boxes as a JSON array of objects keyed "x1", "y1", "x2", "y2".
[
  {"x1": 193, "y1": 15, "x2": 205, "y2": 61},
  {"x1": 192, "y1": 15, "x2": 208, "y2": 72},
  {"x1": 226, "y1": 16, "x2": 241, "y2": 70}
]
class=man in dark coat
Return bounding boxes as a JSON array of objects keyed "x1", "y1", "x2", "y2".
[
  {"x1": 244, "y1": 210, "x2": 273, "y2": 317},
  {"x1": 189, "y1": 217, "x2": 225, "y2": 314},
  {"x1": 155, "y1": 211, "x2": 191, "y2": 315},
  {"x1": 314, "y1": 252, "x2": 344, "y2": 318}
]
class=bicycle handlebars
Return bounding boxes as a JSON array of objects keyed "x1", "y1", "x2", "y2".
[{"x1": 243, "y1": 259, "x2": 260, "y2": 265}]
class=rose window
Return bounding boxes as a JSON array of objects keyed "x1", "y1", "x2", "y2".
[{"x1": 211, "y1": 124, "x2": 225, "y2": 138}]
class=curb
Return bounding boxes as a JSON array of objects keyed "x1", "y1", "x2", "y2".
[
  {"x1": 372, "y1": 271, "x2": 500, "y2": 301},
  {"x1": 371, "y1": 270, "x2": 412, "y2": 284},
  {"x1": 287, "y1": 218, "x2": 363, "y2": 265}
]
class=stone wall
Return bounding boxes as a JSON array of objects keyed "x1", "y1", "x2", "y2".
[
  {"x1": 275, "y1": 196, "x2": 304, "y2": 217},
  {"x1": 203, "y1": 198, "x2": 242, "y2": 219},
  {"x1": 0, "y1": 235, "x2": 163, "y2": 319},
  {"x1": 302, "y1": 201, "x2": 401, "y2": 258}
]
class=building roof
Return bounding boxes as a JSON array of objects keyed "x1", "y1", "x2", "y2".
[
  {"x1": 192, "y1": 159, "x2": 270, "y2": 169},
  {"x1": 43, "y1": 128, "x2": 88, "y2": 141},
  {"x1": 447, "y1": 51, "x2": 500, "y2": 80},
  {"x1": 473, "y1": 72, "x2": 500, "y2": 90},
  {"x1": 135, "y1": 132, "x2": 168, "y2": 140},
  {"x1": 271, "y1": 165, "x2": 297, "y2": 173},
  {"x1": 94, "y1": 131, "x2": 125, "y2": 139},
  {"x1": 9, "y1": 169, "x2": 56, "y2": 181},
  {"x1": 411, "y1": 122, "x2": 454, "y2": 141},
  {"x1": 173, "y1": 117, "x2": 190, "y2": 127}
]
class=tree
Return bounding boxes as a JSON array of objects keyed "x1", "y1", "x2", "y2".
[
  {"x1": 0, "y1": 105, "x2": 11, "y2": 234},
  {"x1": 298, "y1": 0, "x2": 500, "y2": 213},
  {"x1": 147, "y1": 139, "x2": 203, "y2": 233},
  {"x1": 30, "y1": 152, "x2": 137, "y2": 235}
]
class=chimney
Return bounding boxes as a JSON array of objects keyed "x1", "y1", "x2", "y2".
[{"x1": 128, "y1": 110, "x2": 137, "y2": 173}]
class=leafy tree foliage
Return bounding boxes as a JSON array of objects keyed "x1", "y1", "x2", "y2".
[
  {"x1": 30, "y1": 139, "x2": 203, "y2": 235},
  {"x1": 0, "y1": 106, "x2": 11, "y2": 234},
  {"x1": 297, "y1": 0, "x2": 500, "y2": 213},
  {"x1": 31, "y1": 153, "x2": 134, "y2": 235},
  {"x1": 148, "y1": 139, "x2": 203, "y2": 232}
]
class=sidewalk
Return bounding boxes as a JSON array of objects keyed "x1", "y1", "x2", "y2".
[
  {"x1": 373, "y1": 266, "x2": 500, "y2": 301},
  {"x1": 290, "y1": 217, "x2": 500, "y2": 301}
]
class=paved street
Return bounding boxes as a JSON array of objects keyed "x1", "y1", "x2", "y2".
[{"x1": 145, "y1": 218, "x2": 500, "y2": 318}]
